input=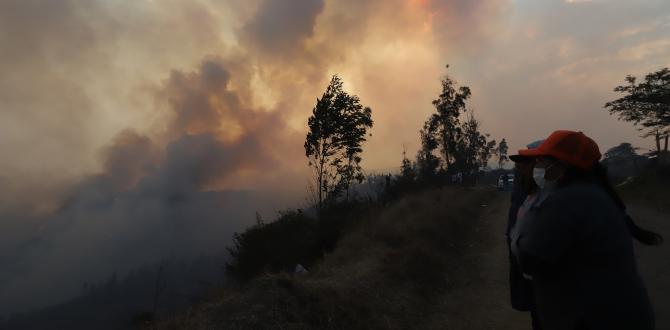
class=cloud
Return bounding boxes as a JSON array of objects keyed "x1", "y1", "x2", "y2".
[
  {"x1": 241, "y1": 0, "x2": 325, "y2": 55},
  {"x1": 617, "y1": 38, "x2": 670, "y2": 61},
  {"x1": 448, "y1": 0, "x2": 670, "y2": 154},
  {"x1": 0, "y1": 0, "x2": 233, "y2": 192},
  {"x1": 425, "y1": 0, "x2": 512, "y2": 52}
]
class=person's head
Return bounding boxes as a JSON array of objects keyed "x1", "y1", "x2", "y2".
[
  {"x1": 517, "y1": 130, "x2": 601, "y2": 188},
  {"x1": 518, "y1": 130, "x2": 662, "y2": 245},
  {"x1": 532, "y1": 156, "x2": 574, "y2": 189},
  {"x1": 513, "y1": 158, "x2": 537, "y2": 194},
  {"x1": 511, "y1": 139, "x2": 544, "y2": 194}
]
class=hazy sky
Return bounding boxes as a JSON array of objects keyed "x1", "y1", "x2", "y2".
[{"x1": 1, "y1": 0, "x2": 669, "y2": 191}]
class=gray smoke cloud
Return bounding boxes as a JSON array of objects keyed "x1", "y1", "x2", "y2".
[
  {"x1": 0, "y1": 55, "x2": 299, "y2": 315},
  {"x1": 0, "y1": 0, "x2": 322, "y2": 314},
  {"x1": 241, "y1": 0, "x2": 325, "y2": 55}
]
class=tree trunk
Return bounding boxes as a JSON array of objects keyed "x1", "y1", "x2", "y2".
[
  {"x1": 660, "y1": 134, "x2": 670, "y2": 166},
  {"x1": 318, "y1": 158, "x2": 325, "y2": 213},
  {"x1": 656, "y1": 132, "x2": 661, "y2": 155},
  {"x1": 443, "y1": 122, "x2": 451, "y2": 170},
  {"x1": 346, "y1": 159, "x2": 352, "y2": 202},
  {"x1": 345, "y1": 174, "x2": 350, "y2": 203}
]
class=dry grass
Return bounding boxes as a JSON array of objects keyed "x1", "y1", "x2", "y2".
[{"x1": 151, "y1": 187, "x2": 500, "y2": 330}]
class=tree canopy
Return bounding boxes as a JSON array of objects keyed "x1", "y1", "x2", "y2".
[
  {"x1": 427, "y1": 65, "x2": 472, "y2": 169},
  {"x1": 605, "y1": 67, "x2": 670, "y2": 154},
  {"x1": 496, "y1": 138, "x2": 509, "y2": 169},
  {"x1": 417, "y1": 65, "x2": 497, "y2": 181},
  {"x1": 305, "y1": 75, "x2": 373, "y2": 209},
  {"x1": 603, "y1": 142, "x2": 638, "y2": 161}
]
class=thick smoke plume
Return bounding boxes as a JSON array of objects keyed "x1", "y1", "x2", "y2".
[{"x1": 0, "y1": 56, "x2": 300, "y2": 315}]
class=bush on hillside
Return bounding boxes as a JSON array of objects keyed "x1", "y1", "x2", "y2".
[
  {"x1": 226, "y1": 203, "x2": 368, "y2": 282},
  {"x1": 226, "y1": 211, "x2": 317, "y2": 282}
]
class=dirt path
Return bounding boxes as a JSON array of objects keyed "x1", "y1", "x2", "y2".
[
  {"x1": 628, "y1": 204, "x2": 670, "y2": 330},
  {"x1": 426, "y1": 191, "x2": 531, "y2": 329},
  {"x1": 427, "y1": 192, "x2": 669, "y2": 330}
]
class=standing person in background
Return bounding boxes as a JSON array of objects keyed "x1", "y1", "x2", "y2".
[
  {"x1": 507, "y1": 140, "x2": 545, "y2": 330},
  {"x1": 510, "y1": 130, "x2": 662, "y2": 330}
]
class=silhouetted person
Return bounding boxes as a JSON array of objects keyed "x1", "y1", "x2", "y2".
[
  {"x1": 508, "y1": 139, "x2": 544, "y2": 330},
  {"x1": 510, "y1": 130, "x2": 661, "y2": 330}
]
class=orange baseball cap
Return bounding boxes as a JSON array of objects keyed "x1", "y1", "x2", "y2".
[{"x1": 517, "y1": 130, "x2": 602, "y2": 170}]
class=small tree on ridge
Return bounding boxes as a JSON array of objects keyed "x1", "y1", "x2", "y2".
[{"x1": 305, "y1": 75, "x2": 373, "y2": 210}]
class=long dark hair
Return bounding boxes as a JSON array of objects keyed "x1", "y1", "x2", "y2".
[{"x1": 559, "y1": 162, "x2": 663, "y2": 246}]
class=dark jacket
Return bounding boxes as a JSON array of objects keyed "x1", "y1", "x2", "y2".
[
  {"x1": 507, "y1": 187, "x2": 536, "y2": 311},
  {"x1": 513, "y1": 182, "x2": 655, "y2": 330}
]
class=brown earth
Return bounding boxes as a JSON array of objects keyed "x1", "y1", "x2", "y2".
[
  {"x1": 628, "y1": 204, "x2": 670, "y2": 330},
  {"x1": 421, "y1": 190, "x2": 529, "y2": 330},
  {"x1": 154, "y1": 188, "x2": 667, "y2": 329},
  {"x1": 423, "y1": 193, "x2": 669, "y2": 330}
]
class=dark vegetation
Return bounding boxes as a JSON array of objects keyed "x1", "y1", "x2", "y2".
[
  {"x1": 225, "y1": 66, "x2": 501, "y2": 284},
  {"x1": 602, "y1": 142, "x2": 651, "y2": 184},
  {"x1": 604, "y1": 66, "x2": 670, "y2": 210},
  {"x1": 598, "y1": 141, "x2": 670, "y2": 212},
  {"x1": 225, "y1": 204, "x2": 371, "y2": 282},
  {"x1": 605, "y1": 67, "x2": 670, "y2": 159},
  {"x1": 1, "y1": 255, "x2": 225, "y2": 330},
  {"x1": 618, "y1": 166, "x2": 670, "y2": 214},
  {"x1": 305, "y1": 75, "x2": 374, "y2": 209},
  {"x1": 416, "y1": 65, "x2": 499, "y2": 185},
  {"x1": 153, "y1": 187, "x2": 499, "y2": 330}
]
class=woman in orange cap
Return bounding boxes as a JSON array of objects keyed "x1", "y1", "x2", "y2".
[
  {"x1": 509, "y1": 130, "x2": 661, "y2": 330},
  {"x1": 508, "y1": 139, "x2": 545, "y2": 330}
]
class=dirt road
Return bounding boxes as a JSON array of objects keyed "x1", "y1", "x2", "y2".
[
  {"x1": 628, "y1": 204, "x2": 670, "y2": 330},
  {"x1": 426, "y1": 190, "x2": 530, "y2": 329},
  {"x1": 430, "y1": 191, "x2": 669, "y2": 330}
]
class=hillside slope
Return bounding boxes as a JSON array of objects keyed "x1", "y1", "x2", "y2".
[{"x1": 153, "y1": 187, "x2": 529, "y2": 329}]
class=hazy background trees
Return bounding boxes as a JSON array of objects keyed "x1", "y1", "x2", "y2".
[
  {"x1": 416, "y1": 65, "x2": 497, "y2": 183},
  {"x1": 604, "y1": 142, "x2": 639, "y2": 161},
  {"x1": 424, "y1": 65, "x2": 472, "y2": 171},
  {"x1": 416, "y1": 121, "x2": 442, "y2": 183},
  {"x1": 454, "y1": 112, "x2": 497, "y2": 177},
  {"x1": 496, "y1": 138, "x2": 509, "y2": 169},
  {"x1": 601, "y1": 142, "x2": 650, "y2": 183}
]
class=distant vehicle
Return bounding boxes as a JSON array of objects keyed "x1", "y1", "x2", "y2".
[{"x1": 497, "y1": 174, "x2": 515, "y2": 191}]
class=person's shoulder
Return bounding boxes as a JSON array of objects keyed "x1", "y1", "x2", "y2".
[
  {"x1": 556, "y1": 181, "x2": 598, "y2": 194},
  {"x1": 535, "y1": 182, "x2": 608, "y2": 225},
  {"x1": 553, "y1": 181, "x2": 611, "y2": 207}
]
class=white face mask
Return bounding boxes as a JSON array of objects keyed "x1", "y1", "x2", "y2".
[
  {"x1": 533, "y1": 163, "x2": 560, "y2": 190},
  {"x1": 532, "y1": 167, "x2": 546, "y2": 189}
]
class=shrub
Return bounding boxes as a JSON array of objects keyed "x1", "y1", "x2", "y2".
[
  {"x1": 226, "y1": 204, "x2": 367, "y2": 282},
  {"x1": 226, "y1": 210, "x2": 317, "y2": 281}
]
